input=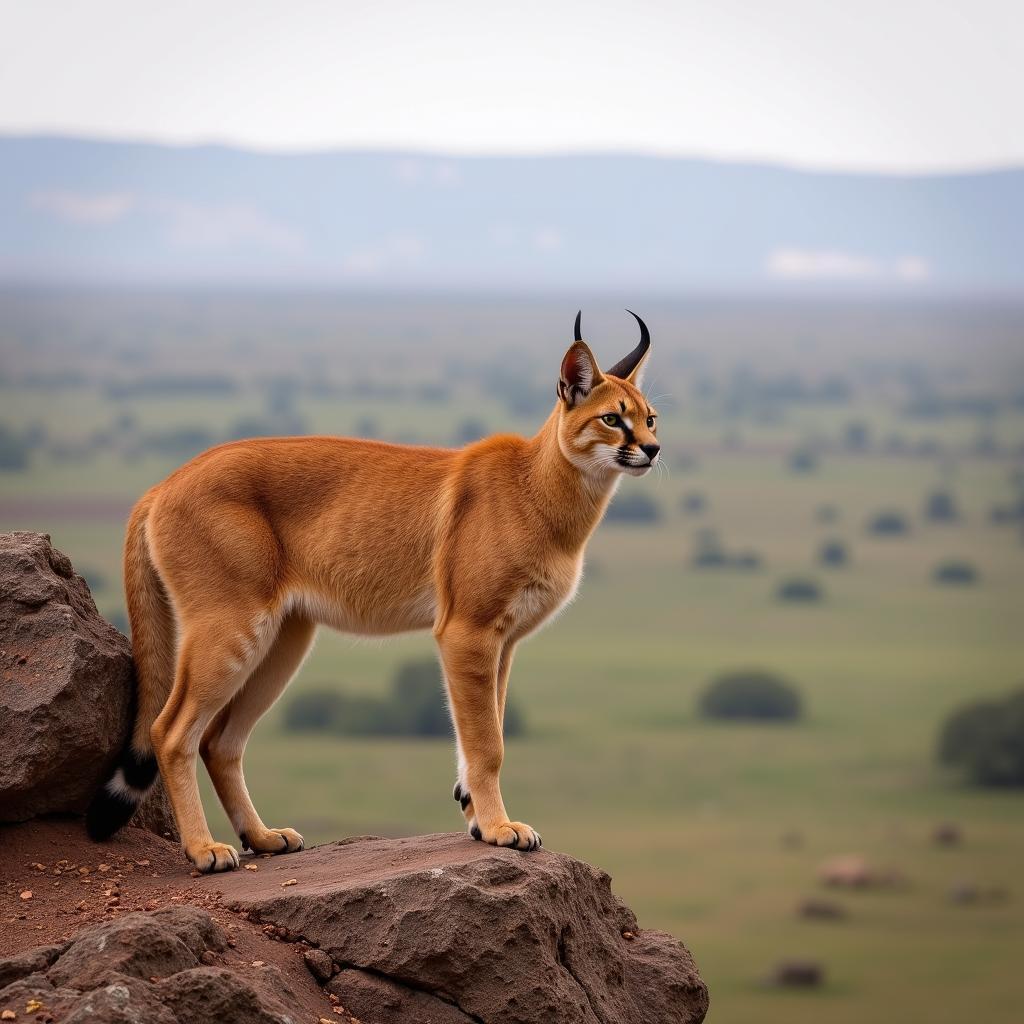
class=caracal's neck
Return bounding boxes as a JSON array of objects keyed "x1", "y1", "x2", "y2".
[{"x1": 523, "y1": 406, "x2": 619, "y2": 553}]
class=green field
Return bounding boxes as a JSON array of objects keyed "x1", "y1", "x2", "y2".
[{"x1": 2, "y1": 293, "x2": 1023, "y2": 1023}]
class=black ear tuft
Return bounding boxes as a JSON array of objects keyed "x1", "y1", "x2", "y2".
[{"x1": 574, "y1": 310, "x2": 583, "y2": 342}]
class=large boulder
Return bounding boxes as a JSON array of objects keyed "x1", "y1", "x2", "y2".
[
  {"x1": 211, "y1": 832, "x2": 710, "y2": 1024},
  {"x1": 0, "y1": 531, "x2": 175, "y2": 837},
  {"x1": 0, "y1": 907, "x2": 304, "y2": 1024}
]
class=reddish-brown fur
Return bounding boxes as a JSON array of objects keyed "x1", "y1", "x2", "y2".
[{"x1": 124, "y1": 324, "x2": 659, "y2": 871}]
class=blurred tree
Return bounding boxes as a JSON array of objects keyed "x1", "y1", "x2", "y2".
[
  {"x1": 933, "y1": 560, "x2": 979, "y2": 585},
  {"x1": 818, "y1": 539, "x2": 849, "y2": 567},
  {"x1": 680, "y1": 491, "x2": 707, "y2": 515},
  {"x1": 283, "y1": 659, "x2": 525, "y2": 738},
  {"x1": 788, "y1": 447, "x2": 819, "y2": 474},
  {"x1": 938, "y1": 689, "x2": 1024, "y2": 787},
  {"x1": 867, "y1": 510, "x2": 910, "y2": 535},
  {"x1": 776, "y1": 577, "x2": 823, "y2": 602},
  {"x1": 0, "y1": 423, "x2": 31, "y2": 470},
  {"x1": 699, "y1": 671, "x2": 803, "y2": 721},
  {"x1": 925, "y1": 490, "x2": 960, "y2": 522},
  {"x1": 453, "y1": 418, "x2": 489, "y2": 446},
  {"x1": 605, "y1": 492, "x2": 661, "y2": 523}
]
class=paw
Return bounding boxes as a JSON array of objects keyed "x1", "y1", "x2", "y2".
[
  {"x1": 188, "y1": 841, "x2": 240, "y2": 873},
  {"x1": 470, "y1": 819, "x2": 542, "y2": 852},
  {"x1": 239, "y1": 827, "x2": 304, "y2": 855}
]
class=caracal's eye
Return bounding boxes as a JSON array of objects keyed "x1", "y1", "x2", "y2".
[
  {"x1": 647, "y1": 416, "x2": 656, "y2": 429},
  {"x1": 601, "y1": 413, "x2": 620, "y2": 427}
]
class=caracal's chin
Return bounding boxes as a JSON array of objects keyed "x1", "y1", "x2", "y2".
[{"x1": 618, "y1": 462, "x2": 654, "y2": 477}]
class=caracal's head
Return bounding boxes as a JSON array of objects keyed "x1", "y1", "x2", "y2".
[{"x1": 556, "y1": 310, "x2": 660, "y2": 479}]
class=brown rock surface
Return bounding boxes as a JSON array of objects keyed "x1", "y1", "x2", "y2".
[
  {"x1": 3, "y1": 819, "x2": 708, "y2": 1024},
  {"x1": 0, "y1": 906, "x2": 313, "y2": 1024},
  {"x1": 0, "y1": 530, "x2": 175, "y2": 837},
  {"x1": 208, "y1": 832, "x2": 709, "y2": 1024}
]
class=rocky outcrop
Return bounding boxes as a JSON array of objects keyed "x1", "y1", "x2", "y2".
[
  {"x1": 0, "y1": 906, "x2": 306, "y2": 1024},
  {"x1": 210, "y1": 832, "x2": 709, "y2": 1024},
  {"x1": 0, "y1": 531, "x2": 175, "y2": 837}
]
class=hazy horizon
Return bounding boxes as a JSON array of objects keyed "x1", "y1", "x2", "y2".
[{"x1": 3, "y1": 0, "x2": 1022, "y2": 175}]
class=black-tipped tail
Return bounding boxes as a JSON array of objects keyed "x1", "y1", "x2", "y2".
[{"x1": 86, "y1": 746, "x2": 159, "y2": 841}]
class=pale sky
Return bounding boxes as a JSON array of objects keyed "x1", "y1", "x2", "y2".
[{"x1": 2, "y1": 0, "x2": 1022, "y2": 172}]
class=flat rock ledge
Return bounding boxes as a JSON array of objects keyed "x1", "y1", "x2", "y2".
[
  {"x1": 206, "y1": 832, "x2": 709, "y2": 1024},
  {"x1": 1, "y1": 826, "x2": 708, "y2": 1024}
]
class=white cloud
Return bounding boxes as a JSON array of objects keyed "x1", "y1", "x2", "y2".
[
  {"x1": 29, "y1": 189, "x2": 136, "y2": 224},
  {"x1": 533, "y1": 226, "x2": 563, "y2": 251},
  {"x1": 766, "y1": 248, "x2": 930, "y2": 282},
  {"x1": 340, "y1": 234, "x2": 425, "y2": 276},
  {"x1": 29, "y1": 188, "x2": 305, "y2": 255},
  {"x1": 151, "y1": 198, "x2": 304, "y2": 254},
  {"x1": 894, "y1": 256, "x2": 930, "y2": 281}
]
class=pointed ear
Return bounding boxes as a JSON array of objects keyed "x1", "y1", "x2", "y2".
[
  {"x1": 606, "y1": 309, "x2": 651, "y2": 388},
  {"x1": 558, "y1": 341, "x2": 603, "y2": 406}
]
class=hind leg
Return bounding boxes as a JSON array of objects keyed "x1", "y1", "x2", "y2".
[
  {"x1": 152, "y1": 608, "x2": 279, "y2": 872},
  {"x1": 202, "y1": 612, "x2": 315, "y2": 856}
]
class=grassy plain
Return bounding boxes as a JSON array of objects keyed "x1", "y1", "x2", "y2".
[{"x1": 1, "y1": 293, "x2": 1023, "y2": 1023}]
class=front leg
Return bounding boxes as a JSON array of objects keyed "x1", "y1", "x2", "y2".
[{"x1": 437, "y1": 622, "x2": 540, "y2": 851}]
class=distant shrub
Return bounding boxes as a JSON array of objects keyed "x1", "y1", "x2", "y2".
[
  {"x1": 354, "y1": 416, "x2": 379, "y2": 439},
  {"x1": 867, "y1": 510, "x2": 909, "y2": 536},
  {"x1": 731, "y1": 550, "x2": 762, "y2": 571},
  {"x1": 140, "y1": 426, "x2": 216, "y2": 458},
  {"x1": 107, "y1": 609, "x2": 130, "y2": 637},
  {"x1": 0, "y1": 423, "x2": 31, "y2": 470},
  {"x1": 776, "y1": 577, "x2": 824, "y2": 603},
  {"x1": 606, "y1": 491, "x2": 661, "y2": 523},
  {"x1": 225, "y1": 413, "x2": 309, "y2": 441},
  {"x1": 691, "y1": 528, "x2": 728, "y2": 568},
  {"x1": 699, "y1": 671, "x2": 802, "y2": 721},
  {"x1": 105, "y1": 373, "x2": 237, "y2": 399},
  {"x1": 925, "y1": 490, "x2": 959, "y2": 523},
  {"x1": 990, "y1": 497, "x2": 1024, "y2": 524},
  {"x1": 938, "y1": 689, "x2": 1024, "y2": 787},
  {"x1": 788, "y1": 447, "x2": 819, "y2": 474},
  {"x1": 284, "y1": 659, "x2": 525, "y2": 738},
  {"x1": 816, "y1": 504, "x2": 839, "y2": 525},
  {"x1": 818, "y1": 539, "x2": 848, "y2": 567},
  {"x1": 972, "y1": 434, "x2": 999, "y2": 457},
  {"x1": 453, "y1": 418, "x2": 489, "y2": 446},
  {"x1": 843, "y1": 420, "x2": 870, "y2": 451},
  {"x1": 680, "y1": 491, "x2": 707, "y2": 515},
  {"x1": 79, "y1": 566, "x2": 109, "y2": 593},
  {"x1": 690, "y1": 529, "x2": 761, "y2": 571},
  {"x1": 933, "y1": 560, "x2": 979, "y2": 586}
]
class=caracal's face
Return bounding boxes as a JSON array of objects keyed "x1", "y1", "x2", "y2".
[{"x1": 559, "y1": 376, "x2": 660, "y2": 478}]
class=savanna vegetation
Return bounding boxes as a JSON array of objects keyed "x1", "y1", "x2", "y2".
[{"x1": 1, "y1": 292, "x2": 1023, "y2": 1024}]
